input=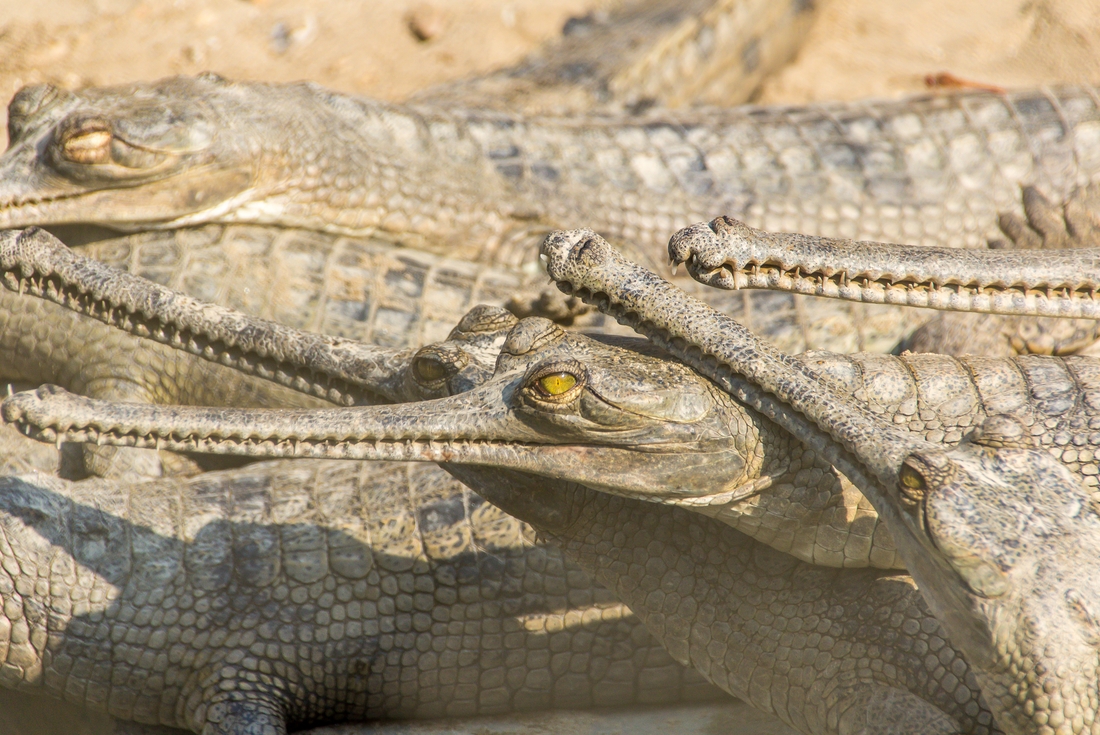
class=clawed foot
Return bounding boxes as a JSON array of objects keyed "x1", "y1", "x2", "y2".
[{"x1": 993, "y1": 184, "x2": 1100, "y2": 250}]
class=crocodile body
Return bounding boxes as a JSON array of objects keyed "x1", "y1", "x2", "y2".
[
  {"x1": 59, "y1": 222, "x2": 929, "y2": 357},
  {"x1": 4, "y1": 327, "x2": 1006, "y2": 733},
  {"x1": 13, "y1": 227, "x2": 1100, "y2": 573},
  {"x1": 4, "y1": 77, "x2": 1099, "y2": 272},
  {"x1": 6, "y1": 79, "x2": 1100, "y2": 363},
  {"x1": 540, "y1": 229, "x2": 1100, "y2": 734},
  {"x1": 0, "y1": 229, "x2": 1007, "y2": 732},
  {"x1": 0, "y1": 460, "x2": 720, "y2": 734}
]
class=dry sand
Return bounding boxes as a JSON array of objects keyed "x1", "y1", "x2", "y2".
[{"x1": 0, "y1": 0, "x2": 1096, "y2": 120}]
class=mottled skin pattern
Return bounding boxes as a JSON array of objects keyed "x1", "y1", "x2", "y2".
[
  {"x1": 0, "y1": 229, "x2": 736, "y2": 734},
  {"x1": 0, "y1": 460, "x2": 720, "y2": 735},
  {"x1": 1, "y1": 188, "x2": 1091, "y2": 474},
  {"x1": 893, "y1": 418, "x2": 1100, "y2": 735},
  {"x1": 0, "y1": 259, "x2": 1005, "y2": 733},
  {"x1": 539, "y1": 230, "x2": 1100, "y2": 734},
  {"x1": 15, "y1": 232, "x2": 1100, "y2": 574},
  {"x1": 0, "y1": 390, "x2": 999, "y2": 735},
  {"x1": 2, "y1": 76, "x2": 1099, "y2": 274}
]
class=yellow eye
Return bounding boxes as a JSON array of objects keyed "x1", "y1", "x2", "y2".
[
  {"x1": 62, "y1": 129, "x2": 112, "y2": 164},
  {"x1": 536, "y1": 372, "x2": 577, "y2": 396},
  {"x1": 414, "y1": 357, "x2": 447, "y2": 382},
  {"x1": 898, "y1": 463, "x2": 928, "y2": 504}
]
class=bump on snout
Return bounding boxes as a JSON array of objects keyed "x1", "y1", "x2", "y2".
[
  {"x1": 540, "y1": 228, "x2": 612, "y2": 283},
  {"x1": 451, "y1": 304, "x2": 518, "y2": 336},
  {"x1": 502, "y1": 317, "x2": 565, "y2": 356}
]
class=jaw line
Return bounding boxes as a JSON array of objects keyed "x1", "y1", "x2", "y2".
[{"x1": 0, "y1": 171, "x2": 253, "y2": 229}]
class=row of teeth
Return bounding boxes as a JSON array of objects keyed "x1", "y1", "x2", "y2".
[
  {"x1": 17, "y1": 421, "x2": 520, "y2": 455},
  {"x1": 0, "y1": 192, "x2": 75, "y2": 210},
  {"x1": 2, "y1": 269, "x2": 364, "y2": 405},
  {"x1": 697, "y1": 261, "x2": 1099, "y2": 299}
]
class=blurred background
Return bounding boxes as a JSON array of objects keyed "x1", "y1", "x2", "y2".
[{"x1": 0, "y1": 0, "x2": 1097, "y2": 145}]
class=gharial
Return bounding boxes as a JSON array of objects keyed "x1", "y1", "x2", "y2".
[
  {"x1": 0, "y1": 226, "x2": 995, "y2": 734},
  {"x1": 0, "y1": 184, "x2": 1091, "y2": 735},
  {"x1": 6, "y1": 11, "x2": 1100, "y2": 735},
  {"x1": 5, "y1": 223, "x2": 1096, "y2": 572},
  {"x1": 538, "y1": 227, "x2": 1100, "y2": 734},
  {"x1": 2, "y1": 222, "x2": 1100, "y2": 730},
  {"x1": 4, "y1": 72, "x2": 1100, "y2": 366},
  {"x1": 15, "y1": 219, "x2": 1100, "y2": 732},
  {"x1": 1, "y1": 186, "x2": 1095, "y2": 478},
  {"x1": 2, "y1": 290, "x2": 995, "y2": 735},
  {"x1": 0, "y1": 225, "x2": 743, "y2": 735}
]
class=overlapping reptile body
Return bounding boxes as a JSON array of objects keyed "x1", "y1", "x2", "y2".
[{"x1": 0, "y1": 460, "x2": 720, "y2": 733}]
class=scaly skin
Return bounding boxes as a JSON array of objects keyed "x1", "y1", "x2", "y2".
[
  {"x1": 668, "y1": 185, "x2": 1100, "y2": 357},
  {"x1": 15, "y1": 248, "x2": 1100, "y2": 575},
  {"x1": 8, "y1": 227, "x2": 1100, "y2": 573},
  {"x1": 64, "y1": 221, "x2": 925, "y2": 357},
  {"x1": 667, "y1": 209, "x2": 1100, "y2": 320},
  {"x1": 0, "y1": 243, "x2": 737, "y2": 732},
  {"x1": 0, "y1": 379, "x2": 998, "y2": 733},
  {"x1": 3, "y1": 76, "x2": 1099, "y2": 273},
  {"x1": 0, "y1": 231, "x2": 889, "y2": 567},
  {"x1": 0, "y1": 460, "x2": 722, "y2": 735},
  {"x1": 540, "y1": 230, "x2": 1100, "y2": 735},
  {"x1": 5, "y1": 186, "x2": 1092, "y2": 481},
  {"x1": 0, "y1": 226, "x2": 400, "y2": 477}
]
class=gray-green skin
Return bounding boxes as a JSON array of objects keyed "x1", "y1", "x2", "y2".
[
  {"x1": 0, "y1": 235, "x2": 740, "y2": 732},
  {"x1": 3, "y1": 75, "x2": 1099, "y2": 273},
  {"x1": 15, "y1": 225, "x2": 1100, "y2": 577},
  {"x1": 0, "y1": 229, "x2": 884, "y2": 569},
  {"x1": 1, "y1": 333, "x2": 1000, "y2": 735},
  {"x1": 10, "y1": 77, "x2": 1100, "y2": 366},
  {"x1": 0, "y1": 240, "x2": 1002, "y2": 733},
  {"x1": 2, "y1": 188, "x2": 1093, "y2": 476},
  {"x1": 539, "y1": 231, "x2": 1100, "y2": 735},
  {"x1": 0, "y1": 458, "x2": 725, "y2": 735},
  {"x1": 0, "y1": 225, "x2": 408, "y2": 478}
]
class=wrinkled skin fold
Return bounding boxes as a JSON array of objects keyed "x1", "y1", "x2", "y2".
[{"x1": 540, "y1": 228, "x2": 1100, "y2": 735}]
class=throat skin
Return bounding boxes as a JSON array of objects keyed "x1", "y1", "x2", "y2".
[{"x1": 448, "y1": 466, "x2": 992, "y2": 735}]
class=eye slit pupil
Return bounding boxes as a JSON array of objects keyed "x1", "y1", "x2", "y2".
[
  {"x1": 414, "y1": 357, "x2": 447, "y2": 382},
  {"x1": 536, "y1": 372, "x2": 577, "y2": 396}
]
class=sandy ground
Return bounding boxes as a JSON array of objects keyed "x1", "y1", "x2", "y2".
[{"x1": 0, "y1": 0, "x2": 1097, "y2": 120}]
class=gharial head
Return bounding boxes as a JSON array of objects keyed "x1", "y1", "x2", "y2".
[
  {"x1": 891, "y1": 415, "x2": 1100, "y2": 733},
  {"x1": 536, "y1": 225, "x2": 1100, "y2": 730},
  {"x1": 3, "y1": 312, "x2": 773, "y2": 511},
  {"x1": 0, "y1": 74, "x2": 254, "y2": 230}
]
